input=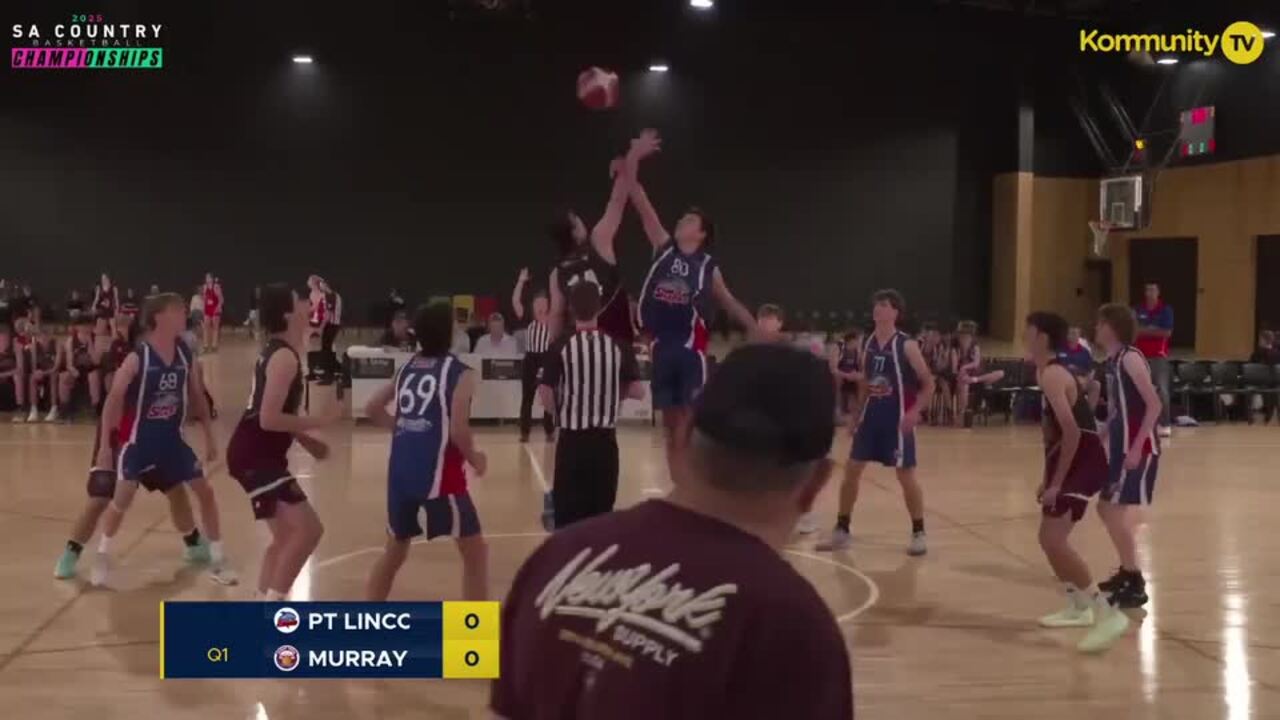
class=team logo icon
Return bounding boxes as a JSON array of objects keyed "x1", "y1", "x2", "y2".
[
  {"x1": 274, "y1": 645, "x2": 301, "y2": 672},
  {"x1": 273, "y1": 607, "x2": 301, "y2": 634}
]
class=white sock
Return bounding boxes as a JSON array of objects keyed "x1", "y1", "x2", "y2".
[
  {"x1": 97, "y1": 534, "x2": 114, "y2": 555},
  {"x1": 1083, "y1": 584, "x2": 1112, "y2": 613},
  {"x1": 209, "y1": 540, "x2": 224, "y2": 564}
]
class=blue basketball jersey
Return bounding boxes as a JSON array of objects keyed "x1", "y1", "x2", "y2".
[
  {"x1": 639, "y1": 240, "x2": 717, "y2": 349},
  {"x1": 1105, "y1": 346, "x2": 1159, "y2": 459},
  {"x1": 387, "y1": 354, "x2": 468, "y2": 500},
  {"x1": 859, "y1": 331, "x2": 919, "y2": 424},
  {"x1": 120, "y1": 340, "x2": 191, "y2": 447}
]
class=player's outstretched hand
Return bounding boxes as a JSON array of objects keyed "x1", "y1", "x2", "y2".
[
  {"x1": 469, "y1": 450, "x2": 488, "y2": 477},
  {"x1": 629, "y1": 128, "x2": 662, "y2": 161},
  {"x1": 517, "y1": 267, "x2": 530, "y2": 283},
  {"x1": 296, "y1": 433, "x2": 330, "y2": 461},
  {"x1": 1039, "y1": 484, "x2": 1060, "y2": 509},
  {"x1": 609, "y1": 156, "x2": 625, "y2": 179}
]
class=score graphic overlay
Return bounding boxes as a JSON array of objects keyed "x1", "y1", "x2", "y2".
[{"x1": 159, "y1": 602, "x2": 499, "y2": 679}]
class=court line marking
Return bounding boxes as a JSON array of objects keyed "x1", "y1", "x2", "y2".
[
  {"x1": 520, "y1": 445, "x2": 551, "y2": 494},
  {"x1": 312, "y1": 532, "x2": 879, "y2": 625},
  {"x1": 783, "y1": 550, "x2": 880, "y2": 624},
  {"x1": 0, "y1": 512, "x2": 170, "y2": 674}
]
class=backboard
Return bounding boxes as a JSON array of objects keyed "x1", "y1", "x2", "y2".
[{"x1": 1099, "y1": 175, "x2": 1143, "y2": 229}]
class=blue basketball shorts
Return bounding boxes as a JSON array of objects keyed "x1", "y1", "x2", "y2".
[
  {"x1": 650, "y1": 342, "x2": 706, "y2": 410},
  {"x1": 118, "y1": 438, "x2": 203, "y2": 493},
  {"x1": 387, "y1": 492, "x2": 482, "y2": 542},
  {"x1": 851, "y1": 416, "x2": 917, "y2": 469},
  {"x1": 1101, "y1": 452, "x2": 1158, "y2": 506}
]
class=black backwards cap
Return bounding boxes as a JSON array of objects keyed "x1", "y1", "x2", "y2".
[{"x1": 693, "y1": 344, "x2": 835, "y2": 466}]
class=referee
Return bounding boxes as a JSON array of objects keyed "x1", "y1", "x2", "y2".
[
  {"x1": 511, "y1": 268, "x2": 554, "y2": 443},
  {"x1": 539, "y1": 281, "x2": 643, "y2": 528}
]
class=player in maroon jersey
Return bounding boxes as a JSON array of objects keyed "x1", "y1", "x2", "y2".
[
  {"x1": 546, "y1": 132, "x2": 659, "y2": 343},
  {"x1": 1026, "y1": 311, "x2": 1128, "y2": 654},
  {"x1": 227, "y1": 283, "x2": 340, "y2": 600}
]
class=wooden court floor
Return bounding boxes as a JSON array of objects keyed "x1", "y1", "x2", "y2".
[{"x1": 0, "y1": 339, "x2": 1275, "y2": 719}]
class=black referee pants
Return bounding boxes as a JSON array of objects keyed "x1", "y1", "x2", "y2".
[
  {"x1": 553, "y1": 428, "x2": 619, "y2": 529},
  {"x1": 520, "y1": 351, "x2": 554, "y2": 440}
]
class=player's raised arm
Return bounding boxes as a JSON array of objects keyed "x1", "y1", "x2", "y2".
[
  {"x1": 96, "y1": 352, "x2": 139, "y2": 468},
  {"x1": 626, "y1": 130, "x2": 671, "y2": 250},
  {"x1": 588, "y1": 155, "x2": 634, "y2": 265},
  {"x1": 709, "y1": 267, "x2": 756, "y2": 331},
  {"x1": 510, "y1": 268, "x2": 530, "y2": 322},
  {"x1": 449, "y1": 368, "x2": 486, "y2": 475}
]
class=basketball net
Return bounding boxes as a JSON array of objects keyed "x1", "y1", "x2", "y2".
[{"x1": 1088, "y1": 220, "x2": 1112, "y2": 258}]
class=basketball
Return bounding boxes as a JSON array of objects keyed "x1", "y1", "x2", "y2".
[{"x1": 576, "y1": 66, "x2": 619, "y2": 111}]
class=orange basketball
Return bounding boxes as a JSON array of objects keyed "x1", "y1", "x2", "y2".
[{"x1": 576, "y1": 66, "x2": 619, "y2": 111}]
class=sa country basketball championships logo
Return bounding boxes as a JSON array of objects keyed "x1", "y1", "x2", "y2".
[
  {"x1": 1079, "y1": 21, "x2": 1267, "y2": 65},
  {"x1": 10, "y1": 13, "x2": 164, "y2": 70}
]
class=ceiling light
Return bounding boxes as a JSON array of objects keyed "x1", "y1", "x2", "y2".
[
  {"x1": 291, "y1": 55, "x2": 313, "y2": 64},
  {"x1": 649, "y1": 64, "x2": 670, "y2": 73},
  {"x1": 1156, "y1": 57, "x2": 1179, "y2": 65},
  {"x1": 690, "y1": 0, "x2": 714, "y2": 9}
]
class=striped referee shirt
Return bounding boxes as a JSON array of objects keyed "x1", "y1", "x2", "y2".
[
  {"x1": 541, "y1": 329, "x2": 639, "y2": 431},
  {"x1": 526, "y1": 319, "x2": 551, "y2": 354}
]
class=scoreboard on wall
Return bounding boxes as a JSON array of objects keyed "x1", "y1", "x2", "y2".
[
  {"x1": 1178, "y1": 105, "x2": 1215, "y2": 158},
  {"x1": 160, "y1": 602, "x2": 499, "y2": 679}
]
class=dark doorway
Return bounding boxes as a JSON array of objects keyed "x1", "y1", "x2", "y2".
[
  {"x1": 1129, "y1": 237, "x2": 1197, "y2": 349},
  {"x1": 1257, "y1": 236, "x2": 1280, "y2": 336}
]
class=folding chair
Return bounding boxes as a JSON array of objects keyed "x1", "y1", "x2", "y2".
[{"x1": 1239, "y1": 363, "x2": 1278, "y2": 425}]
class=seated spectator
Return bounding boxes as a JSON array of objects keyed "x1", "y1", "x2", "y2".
[
  {"x1": 952, "y1": 320, "x2": 982, "y2": 426},
  {"x1": 66, "y1": 290, "x2": 87, "y2": 323},
  {"x1": 1250, "y1": 330, "x2": 1280, "y2": 365},
  {"x1": 754, "y1": 304, "x2": 786, "y2": 344},
  {"x1": 920, "y1": 323, "x2": 952, "y2": 424},
  {"x1": 13, "y1": 284, "x2": 39, "y2": 325},
  {"x1": 378, "y1": 309, "x2": 417, "y2": 352},
  {"x1": 473, "y1": 312, "x2": 518, "y2": 356},
  {"x1": 1059, "y1": 326, "x2": 1095, "y2": 376}
]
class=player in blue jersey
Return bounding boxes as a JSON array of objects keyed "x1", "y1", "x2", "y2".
[
  {"x1": 1095, "y1": 303, "x2": 1162, "y2": 608},
  {"x1": 364, "y1": 302, "x2": 489, "y2": 601},
  {"x1": 53, "y1": 314, "x2": 209, "y2": 581},
  {"x1": 628, "y1": 129, "x2": 757, "y2": 479},
  {"x1": 546, "y1": 132, "x2": 658, "y2": 343},
  {"x1": 818, "y1": 290, "x2": 935, "y2": 556},
  {"x1": 88, "y1": 293, "x2": 233, "y2": 587}
]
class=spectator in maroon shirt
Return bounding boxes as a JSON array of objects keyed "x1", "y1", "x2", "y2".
[{"x1": 491, "y1": 343, "x2": 853, "y2": 720}]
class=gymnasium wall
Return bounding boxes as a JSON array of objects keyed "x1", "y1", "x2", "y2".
[
  {"x1": 1109, "y1": 153, "x2": 1280, "y2": 358},
  {"x1": 993, "y1": 153, "x2": 1280, "y2": 358},
  {"x1": 0, "y1": 4, "x2": 1028, "y2": 328}
]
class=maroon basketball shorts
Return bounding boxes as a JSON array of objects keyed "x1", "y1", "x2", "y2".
[
  {"x1": 227, "y1": 433, "x2": 307, "y2": 521},
  {"x1": 1042, "y1": 433, "x2": 1107, "y2": 522}
]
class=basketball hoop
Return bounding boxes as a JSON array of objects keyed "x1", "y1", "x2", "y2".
[{"x1": 1088, "y1": 220, "x2": 1113, "y2": 258}]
